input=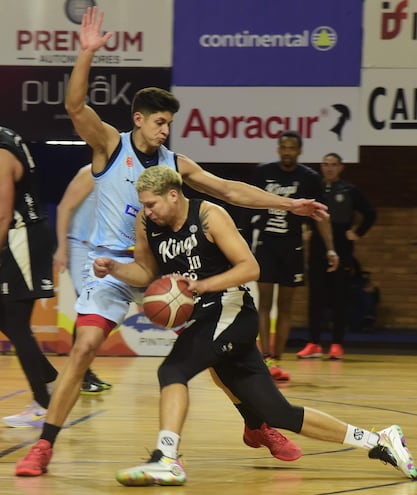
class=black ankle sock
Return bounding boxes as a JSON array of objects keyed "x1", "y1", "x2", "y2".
[
  {"x1": 40, "y1": 423, "x2": 62, "y2": 446},
  {"x1": 234, "y1": 404, "x2": 262, "y2": 430}
]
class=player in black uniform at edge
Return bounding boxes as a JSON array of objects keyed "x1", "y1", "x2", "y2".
[
  {"x1": 91, "y1": 165, "x2": 415, "y2": 486},
  {"x1": 0, "y1": 127, "x2": 58, "y2": 427}
]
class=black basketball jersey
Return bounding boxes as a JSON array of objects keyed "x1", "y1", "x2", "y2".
[
  {"x1": 146, "y1": 199, "x2": 231, "y2": 281},
  {"x1": 254, "y1": 161, "x2": 323, "y2": 240},
  {"x1": 0, "y1": 127, "x2": 47, "y2": 228}
]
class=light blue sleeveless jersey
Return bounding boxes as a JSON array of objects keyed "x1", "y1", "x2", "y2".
[
  {"x1": 68, "y1": 187, "x2": 96, "y2": 243},
  {"x1": 89, "y1": 132, "x2": 176, "y2": 251}
]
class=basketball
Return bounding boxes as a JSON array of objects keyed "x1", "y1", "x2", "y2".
[{"x1": 143, "y1": 276, "x2": 195, "y2": 329}]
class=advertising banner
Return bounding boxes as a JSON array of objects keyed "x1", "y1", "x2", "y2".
[
  {"x1": 360, "y1": 68, "x2": 417, "y2": 145},
  {"x1": 173, "y1": 0, "x2": 363, "y2": 86},
  {"x1": 0, "y1": 0, "x2": 173, "y2": 67},
  {"x1": 0, "y1": 66, "x2": 171, "y2": 140},
  {"x1": 0, "y1": 0, "x2": 174, "y2": 140},
  {"x1": 171, "y1": 86, "x2": 359, "y2": 163},
  {"x1": 363, "y1": 0, "x2": 417, "y2": 68}
]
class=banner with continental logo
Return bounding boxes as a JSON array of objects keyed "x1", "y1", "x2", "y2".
[{"x1": 173, "y1": 0, "x2": 363, "y2": 86}]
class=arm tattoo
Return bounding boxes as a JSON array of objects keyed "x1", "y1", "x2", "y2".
[{"x1": 199, "y1": 207, "x2": 209, "y2": 233}]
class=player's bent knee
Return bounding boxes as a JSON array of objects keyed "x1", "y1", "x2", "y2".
[
  {"x1": 71, "y1": 341, "x2": 98, "y2": 365},
  {"x1": 158, "y1": 364, "x2": 188, "y2": 388}
]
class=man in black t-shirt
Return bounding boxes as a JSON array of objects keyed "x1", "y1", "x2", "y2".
[
  {"x1": 248, "y1": 131, "x2": 338, "y2": 380},
  {"x1": 298, "y1": 152, "x2": 377, "y2": 360}
]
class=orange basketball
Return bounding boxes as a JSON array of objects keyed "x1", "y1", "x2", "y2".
[{"x1": 143, "y1": 276, "x2": 194, "y2": 329}]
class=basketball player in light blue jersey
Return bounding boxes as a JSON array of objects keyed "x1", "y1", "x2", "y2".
[
  {"x1": 55, "y1": 165, "x2": 94, "y2": 305},
  {"x1": 54, "y1": 164, "x2": 111, "y2": 394},
  {"x1": 15, "y1": 7, "x2": 330, "y2": 477}
]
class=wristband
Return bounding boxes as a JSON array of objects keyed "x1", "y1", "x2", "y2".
[{"x1": 327, "y1": 250, "x2": 337, "y2": 257}]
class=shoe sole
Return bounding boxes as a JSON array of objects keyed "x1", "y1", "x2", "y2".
[
  {"x1": 3, "y1": 423, "x2": 45, "y2": 428},
  {"x1": 297, "y1": 354, "x2": 322, "y2": 359},
  {"x1": 3, "y1": 418, "x2": 45, "y2": 428},
  {"x1": 273, "y1": 450, "x2": 303, "y2": 462},
  {"x1": 116, "y1": 470, "x2": 186, "y2": 486},
  {"x1": 98, "y1": 384, "x2": 112, "y2": 390},
  {"x1": 15, "y1": 468, "x2": 47, "y2": 476},
  {"x1": 116, "y1": 476, "x2": 185, "y2": 486},
  {"x1": 243, "y1": 436, "x2": 302, "y2": 461},
  {"x1": 270, "y1": 373, "x2": 290, "y2": 382},
  {"x1": 80, "y1": 389, "x2": 104, "y2": 395}
]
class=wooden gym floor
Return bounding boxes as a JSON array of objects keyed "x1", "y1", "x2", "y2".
[{"x1": 0, "y1": 350, "x2": 416, "y2": 495}]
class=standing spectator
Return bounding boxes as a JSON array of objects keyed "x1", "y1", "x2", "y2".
[
  {"x1": 54, "y1": 164, "x2": 112, "y2": 393},
  {"x1": 249, "y1": 131, "x2": 338, "y2": 380},
  {"x1": 347, "y1": 259, "x2": 380, "y2": 334},
  {"x1": 297, "y1": 153, "x2": 377, "y2": 359},
  {"x1": 0, "y1": 126, "x2": 58, "y2": 427}
]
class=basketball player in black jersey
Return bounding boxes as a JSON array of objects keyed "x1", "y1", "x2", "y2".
[
  {"x1": 0, "y1": 127, "x2": 58, "y2": 427},
  {"x1": 90, "y1": 166, "x2": 415, "y2": 486},
  {"x1": 248, "y1": 131, "x2": 339, "y2": 380}
]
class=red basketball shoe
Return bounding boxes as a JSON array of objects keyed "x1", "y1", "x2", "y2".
[
  {"x1": 244, "y1": 423, "x2": 302, "y2": 461},
  {"x1": 15, "y1": 440, "x2": 53, "y2": 476},
  {"x1": 264, "y1": 357, "x2": 290, "y2": 382}
]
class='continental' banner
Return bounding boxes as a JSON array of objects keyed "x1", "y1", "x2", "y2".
[{"x1": 173, "y1": 0, "x2": 363, "y2": 86}]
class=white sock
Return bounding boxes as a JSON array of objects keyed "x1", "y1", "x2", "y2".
[
  {"x1": 46, "y1": 381, "x2": 55, "y2": 395},
  {"x1": 157, "y1": 430, "x2": 180, "y2": 458},
  {"x1": 343, "y1": 424, "x2": 379, "y2": 450}
]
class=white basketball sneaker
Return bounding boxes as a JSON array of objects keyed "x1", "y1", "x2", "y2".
[
  {"x1": 2, "y1": 401, "x2": 46, "y2": 428},
  {"x1": 116, "y1": 449, "x2": 186, "y2": 486},
  {"x1": 368, "y1": 424, "x2": 417, "y2": 479}
]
